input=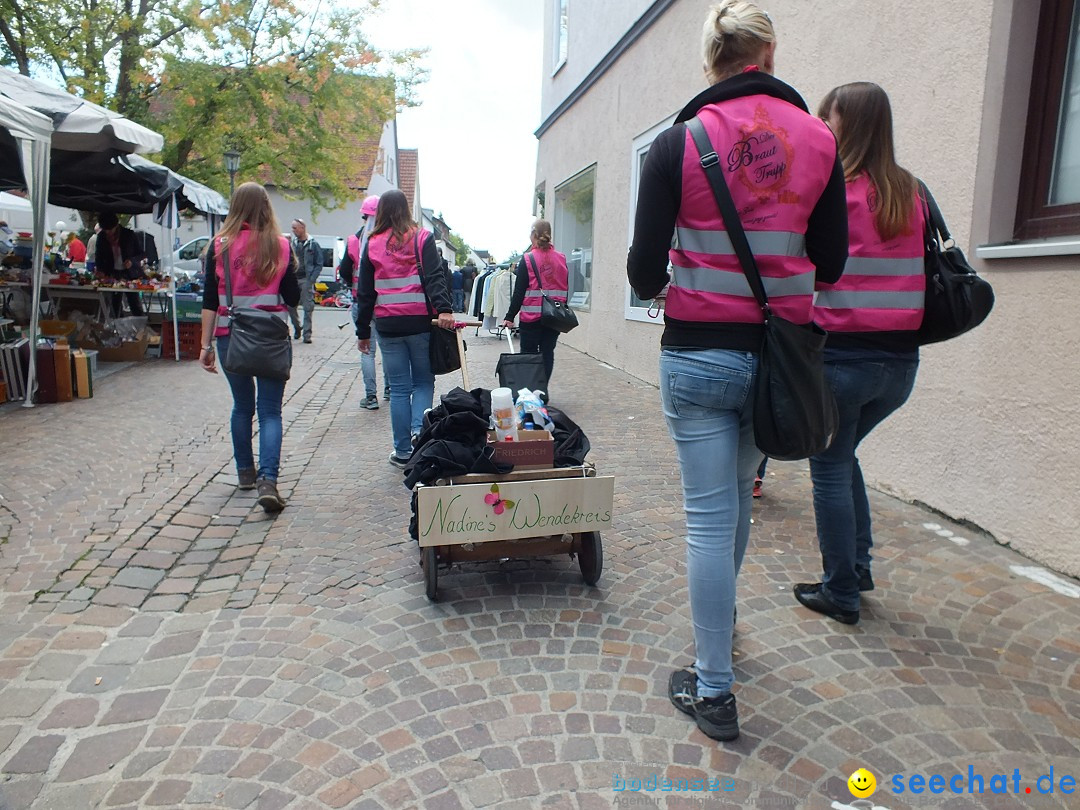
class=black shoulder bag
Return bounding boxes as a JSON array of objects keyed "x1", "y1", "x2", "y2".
[
  {"x1": 917, "y1": 182, "x2": 994, "y2": 345},
  {"x1": 527, "y1": 253, "x2": 579, "y2": 333},
  {"x1": 220, "y1": 240, "x2": 292, "y2": 381},
  {"x1": 415, "y1": 232, "x2": 461, "y2": 376},
  {"x1": 686, "y1": 117, "x2": 837, "y2": 461}
]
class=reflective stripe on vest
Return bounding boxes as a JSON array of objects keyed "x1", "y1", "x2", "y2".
[
  {"x1": 671, "y1": 265, "x2": 814, "y2": 298},
  {"x1": 814, "y1": 174, "x2": 925, "y2": 333},
  {"x1": 676, "y1": 227, "x2": 806, "y2": 258}
]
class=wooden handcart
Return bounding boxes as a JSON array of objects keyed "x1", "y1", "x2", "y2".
[{"x1": 413, "y1": 321, "x2": 613, "y2": 601}]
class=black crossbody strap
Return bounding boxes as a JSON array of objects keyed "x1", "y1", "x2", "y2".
[
  {"x1": 916, "y1": 179, "x2": 952, "y2": 245},
  {"x1": 413, "y1": 231, "x2": 435, "y2": 316},
  {"x1": 526, "y1": 252, "x2": 546, "y2": 298},
  {"x1": 685, "y1": 116, "x2": 770, "y2": 316}
]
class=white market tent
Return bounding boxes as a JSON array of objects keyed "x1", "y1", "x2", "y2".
[{"x1": 0, "y1": 67, "x2": 163, "y2": 407}]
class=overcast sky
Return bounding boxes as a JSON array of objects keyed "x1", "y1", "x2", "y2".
[{"x1": 365, "y1": 1, "x2": 544, "y2": 261}]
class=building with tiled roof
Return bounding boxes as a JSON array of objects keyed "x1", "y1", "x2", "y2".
[{"x1": 397, "y1": 149, "x2": 419, "y2": 221}]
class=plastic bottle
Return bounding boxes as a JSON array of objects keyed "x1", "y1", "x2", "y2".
[{"x1": 491, "y1": 387, "x2": 518, "y2": 442}]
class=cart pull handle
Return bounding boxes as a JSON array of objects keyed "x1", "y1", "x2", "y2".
[
  {"x1": 431, "y1": 319, "x2": 483, "y2": 328},
  {"x1": 505, "y1": 329, "x2": 515, "y2": 354}
]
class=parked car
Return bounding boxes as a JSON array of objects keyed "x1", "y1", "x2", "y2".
[
  {"x1": 171, "y1": 235, "x2": 210, "y2": 277},
  {"x1": 310, "y1": 235, "x2": 346, "y2": 289}
]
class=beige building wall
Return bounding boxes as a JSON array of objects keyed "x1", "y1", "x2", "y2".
[{"x1": 536, "y1": 0, "x2": 1080, "y2": 577}]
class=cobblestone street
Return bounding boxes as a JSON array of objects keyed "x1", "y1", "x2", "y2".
[{"x1": 1, "y1": 310, "x2": 1077, "y2": 809}]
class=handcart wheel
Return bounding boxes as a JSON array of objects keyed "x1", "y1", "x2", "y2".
[
  {"x1": 576, "y1": 531, "x2": 603, "y2": 586},
  {"x1": 422, "y1": 547, "x2": 439, "y2": 601}
]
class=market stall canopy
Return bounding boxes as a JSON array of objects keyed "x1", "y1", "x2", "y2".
[
  {"x1": 0, "y1": 190, "x2": 33, "y2": 213},
  {"x1": 0, "y1": 95, "x2": 53, "y2": 190},
  {"x1": 0, "y1": 68, "x2": 163, "y2": 154},
  {"x1": 44, "y1": 149, "x2": 179, "y2": 213},
  {"x1": 126, "y1": 155, "x2": 229, "y2": 216}
]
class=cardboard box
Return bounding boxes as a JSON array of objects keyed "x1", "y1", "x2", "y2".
[
  {"x1": 79, "y1": 334, "x2": 149, "y2": 363},
  {"x1": 487, "y1": 429, "x2": 554, "y2": 470}
]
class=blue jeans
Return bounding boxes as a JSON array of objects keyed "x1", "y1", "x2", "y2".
[
  {"x1": 352, "y1": 305, "x2": 387, "y2": 398},
  {"x1": 380, "y1": 331, "x2": 434, "y2": 456},
  {"x1": 810, "y1": 355, "x2": 919, "y2": 611},
  {"x1": 660, "y1": 348, "x2": 763, "y2": 698},
  {"x1": 452, "y1": 290, "x2": 465, "y2": 312},
  {"x1": 217, "y1": 335, "x2": 288, "y2": 482}
]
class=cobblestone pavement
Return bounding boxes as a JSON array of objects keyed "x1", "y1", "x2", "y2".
[{"x1": 1, "y1": 309, "x2": 1078, "y2": 810}]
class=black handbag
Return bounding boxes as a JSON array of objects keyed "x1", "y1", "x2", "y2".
[
  {"x1": 415, "y1": 233, "x2": 461, "y2": 376},
  {"x1": 220, "y1": 241, "x2": 292, "y2": 381},
  {"x1": 917, "y1": 182, "x2": 994, "y2": 345},
  {"x1": 495, "y1": 329, "x2": 548, "y2": 398},
  {"x1": 687, "y1": 117, "x2": 837, "y2": 461},
  {"x1": 527, "y1": 253, "x2": 579, "y2": 333}
]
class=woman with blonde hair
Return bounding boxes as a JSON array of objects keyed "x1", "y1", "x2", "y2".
[
  {"x1": 355, "y1": 189, "x2": 454, "y2": 467},
  {"x1": 794, "y1": 82, "x2": 925, "y2": 624},
  {"x1": 501, "y1": 219, "x2": 570, "y2": 388},
  {"x1": 200, "y1": 182, "x2": 300, "y2": 512},
  {"x1": 628, "y1": 0, "x2": 848, "y2": 740}
]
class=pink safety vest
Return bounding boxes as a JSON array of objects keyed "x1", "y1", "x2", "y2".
[
  {"x1": 814, "y1": 173, "x2": 925, "y2": 333},
  {"x1": 214, "y1": 230, "x2": 291, "y2": 336},
  {"x1": 369, "y1": 228, "x2": 432, "y2": 320},
  {"x1": 519, "y1": 247, "x2": 569, "y2": 324},
  {"x1": 666, "y1": 95, "x2": 837, "y2": 326}
]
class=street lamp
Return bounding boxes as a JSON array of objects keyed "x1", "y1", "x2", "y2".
[{"x1": 223, "y1": 149, "x2": 241, "y2": 196}]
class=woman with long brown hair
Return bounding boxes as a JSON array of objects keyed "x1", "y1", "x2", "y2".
[
  {"x1": 794, "y1": 82, "x2": 926, "y2": 624},
  {"x1": 199, "y1": 182, "x2": 300, "y2": 512},
  {"x1": 355, "y1": 189, "x2": 453, "y2": 467}
]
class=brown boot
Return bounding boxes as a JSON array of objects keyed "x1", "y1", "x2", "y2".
[
  {"x1": 237, "y1": 468, "x2": 257, "y2": 491},
  {"x1": 256, "y1": 479, "x2": 285, "y2": 513}
]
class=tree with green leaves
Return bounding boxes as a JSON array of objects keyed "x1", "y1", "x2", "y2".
[
  {"x1": 446, "y1": 232, "x2": 474, "y2": 267},
  {"x1": 0, "y1": 0, "x2": 426, "y2": 211}
]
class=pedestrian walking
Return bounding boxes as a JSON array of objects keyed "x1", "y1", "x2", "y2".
[
  {"x1": 793, "y1": 81, "x2": 926, "y2": 625},
  {"x1": 339, "y1": 195, "x2": 386, "y2": 410},
  {"x1": 627, "y1": 0, "x2": 848, "y2": 741},
  {"x1": 501, "y1": 219, "x2": 570, "y2": 388},
  {"x1": 289, "y1": 219, "x2": 321, "y2": 343},
  {"x1": 451, "y1": 266, "x2": 465, "y2": 312},
  {"x1": 199, "y1": 182, "x2": 300, "y2": 513},
  {"x1": 355, "y1": 190, "x2": 454, "y2": 468}
]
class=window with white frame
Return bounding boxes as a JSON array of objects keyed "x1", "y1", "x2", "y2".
[
  {"x1": 626, "y1": 114, "x2": 675, "y2": 322},
  {"x1": 554, "y1": 165, "x2": 595, "y2": 310},
  {"x1": 552, "y1": 0, "x2": 568, "y2": 74}
]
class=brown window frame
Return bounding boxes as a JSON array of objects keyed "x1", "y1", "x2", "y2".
[{"x1": 1015, "y1": 0, "x2": 1080, "y2": 239}]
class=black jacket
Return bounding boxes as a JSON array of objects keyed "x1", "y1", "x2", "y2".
[
  {"x1": 627, "y1": 71, "x2": 848, "y2": 352},
  {"x1": 96, "y1": 227, "x2": 146, "y2": 280}
]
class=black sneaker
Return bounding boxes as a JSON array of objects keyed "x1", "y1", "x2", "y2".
[
  {"x1": 383, "y1": 386, "x2": 391, "y2": 401},
  {"x1": 668, "y1": 669, "x2": 739, "y2": 741},
  {"x1": 856, "y1": 565, "x2": 874, "y2": 592},
  {"x1": 388, "y1": 452, "x2": 409, "y2": 469},
  {"x1": 361, "y1": 395, "x2": 380, "y2": 410},
  {"x1": 793, "y1": 582, "x2": 859, "y2": 624}
]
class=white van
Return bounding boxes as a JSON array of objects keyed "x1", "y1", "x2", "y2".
[{"x1": 171, "y1": 233, "x2": 345, "y2": 284}]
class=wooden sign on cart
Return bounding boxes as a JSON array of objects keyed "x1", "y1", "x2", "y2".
[{"x1": 416, "y1": 471, "x2": 614, "y2": 547}]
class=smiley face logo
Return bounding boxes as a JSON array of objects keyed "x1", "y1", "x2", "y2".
[{"x1": 848, "y1": 768, "x2": 877, "y2": 798}]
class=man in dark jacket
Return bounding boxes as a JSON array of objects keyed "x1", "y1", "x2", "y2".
[
  {"x1": 95, "y1": 212, "x2": 146, "y2": 317},
  {"x1": 289, "y1": 219, "x2": 322, "y2": 343}
]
